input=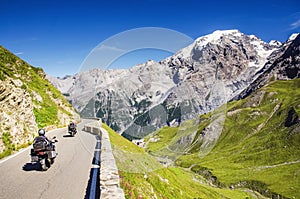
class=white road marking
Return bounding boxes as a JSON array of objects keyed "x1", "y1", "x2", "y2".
[
  {"x1": 0, "y1": 127, "x2": 66, "y2": 165},
  {"x1": 0, "y1": 147, "x2": 30, "y2": 165}
]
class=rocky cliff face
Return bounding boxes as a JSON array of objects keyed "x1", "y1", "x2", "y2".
[
  {"x1": 0, "y1": 78, "x2": 37, "y2": 153},
  {"x1": 49, "y1": 30, "x2": 297, "y2": 139},
  {"x1": 234, "y1": 33, "x2": 300, "y2": 100},
  {"x1": 0, "y1": 46, "x2": 79, "y2": 155}
]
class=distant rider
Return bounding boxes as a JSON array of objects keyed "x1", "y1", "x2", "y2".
[{"x1": 68, "y1": 122, "x2": 76, "y2": 131}]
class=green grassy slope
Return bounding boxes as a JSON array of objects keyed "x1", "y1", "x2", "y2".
[
  {"x1": 102, "y1": 123, "x2": 257, "y2": 199},
  {"x1": 146, "y1": 79, "x2": 300, "y2": 198}
]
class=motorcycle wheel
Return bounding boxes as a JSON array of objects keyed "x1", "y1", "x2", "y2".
[
  {"x1": 41, "y1": 158, "x2": 51, "y2": 171},
  {"x1": 41, "y1": 163, "x2": 48, "y2": 171}
]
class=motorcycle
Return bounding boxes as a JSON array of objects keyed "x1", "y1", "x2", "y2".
[
  {"x1": 68, "y1": 125, "x2": 77, "y2": 137},
  {"x1": 30, "y1": 136, "x2": 58, "y2": 171}
]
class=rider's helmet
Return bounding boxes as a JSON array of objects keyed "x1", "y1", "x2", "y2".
[{"x1": 38, "y1": 128, "x2": 45, "y2": 136}]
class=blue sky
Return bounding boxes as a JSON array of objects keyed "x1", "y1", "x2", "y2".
[{"x1": 1, "y1": 0, "x2": 300, "y2": 77}]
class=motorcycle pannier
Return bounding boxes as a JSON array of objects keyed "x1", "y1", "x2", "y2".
[
  {"x1": 46, "y1": 150, "x2": 57, "y2": 158},
  {"x1": 33, "y1": 137, "x2": 47, "y2": 151}
]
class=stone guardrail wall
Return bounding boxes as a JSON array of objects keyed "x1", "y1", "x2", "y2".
[{"x1": 84, "y1": 120, "x2": 125, "y2": 199}]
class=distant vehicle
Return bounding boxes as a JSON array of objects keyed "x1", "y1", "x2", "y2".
[
  {"x1": 30, "y1": 136, "x2": 58, "y2": 171},
  {"x1": 68, "y1": 122, "x2": 77, "y2": 137}
]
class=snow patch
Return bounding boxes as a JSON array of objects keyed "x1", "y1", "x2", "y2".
[
  {"x1": 269, "y1": 40, "x2": 282, "y2": 47},
  {"x1": 288, "y1": 33, "x2": 299, "y2": 42},
  {"x1": 195, "y1": 29, "x2": 242, "y2": 47}
]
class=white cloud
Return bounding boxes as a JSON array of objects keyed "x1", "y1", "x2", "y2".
[
  {"x1": 290, "y1": 18, "x2": 300, "y2": 30},
  {"x1": 15, "y1": 52, "x2": 23, "y2": 55},
  {"x1": 95, "y1": 45, "x2": 125, "y2": 52}
]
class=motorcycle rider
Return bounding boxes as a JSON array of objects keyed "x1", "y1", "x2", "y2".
[
  {"x1": 33, "y1": 128, "x2": 54, "y2": 150},
  {"x1": 68, "y1": 121, "x2": 76, "y2": 132},
  {"x1": 32, "y1": 128, "x2": 57, "y2": 170}
]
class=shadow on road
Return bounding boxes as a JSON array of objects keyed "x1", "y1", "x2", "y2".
[
  {"x1": 63, "y1": 134, "x2": 74, "y2": 138},
  {"x1": 22, "y1": 163, "x2": 41, "y2": 171}
]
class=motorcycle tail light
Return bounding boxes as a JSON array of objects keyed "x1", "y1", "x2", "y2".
[{"x1": 38, "y1": 151, "x2": 44, "y2": 155}]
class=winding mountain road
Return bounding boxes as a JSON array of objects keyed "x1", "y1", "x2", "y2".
[{"x1": 0, "y1": 119, "x2": 99, "y2": 199}]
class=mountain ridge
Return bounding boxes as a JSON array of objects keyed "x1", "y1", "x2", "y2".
[
  {"x1": 48, "y1": 30, "x2": 298, "y2": 139},
  {"x1": 233, "y1": 33, "x2": 300, "y2": 100}
]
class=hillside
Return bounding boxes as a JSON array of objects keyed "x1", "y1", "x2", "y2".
[
  {"x1": 0, "y1": 46, "x2": 79, "y2": 158},
  {"x1": 145, "y1": 79, "x2": 300, "y2": 198},
  {"x1": 102, "y1": 123, "x2": 260, "y2": 199}
]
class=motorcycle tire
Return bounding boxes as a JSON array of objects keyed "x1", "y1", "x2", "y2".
[
  {"x1": 41, "y1": 163, "x2": 48, "y2": 171},
  {"x1": 41, "y1": 158, "x2": 51, "y2": 171}
]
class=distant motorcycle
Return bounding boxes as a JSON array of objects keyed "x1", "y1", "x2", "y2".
[
  {"x1": 30, "y1": 136, "x2": 58, "y2": 171},
  {"x1": 68, "y1": 123, "x2": 77, "y2": 137}
]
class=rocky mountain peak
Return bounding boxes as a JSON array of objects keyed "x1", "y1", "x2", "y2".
[
  {"x1": 269, "y1": 40, "x2": 282, "y2": 47},
  {"x1": 160, "y1": 29, "x2": 279, "y2": 100},
  {"x1": 48, "y1": 30, "x2": 295, "y2": 139},
  {"x1": 233, "y1": 33, "x2": 300, "y2": 100},
  {"x1": 195, "y1": 29, "x2": 242, "y2": 45}
]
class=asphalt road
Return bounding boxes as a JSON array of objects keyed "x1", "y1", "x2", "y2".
[{"x1": 0, "y1": 119, "x2": 99, "y2": 199}]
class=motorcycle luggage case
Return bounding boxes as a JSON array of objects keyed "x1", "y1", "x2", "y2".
[
  {"x1": 33, "y1": 140, "x2": 47, "y2": 151},
  {"x1": 46, "y1": 150, "x2": 56, "y2": 158},
  {"x1": 31, "y1": 155, "x2": 38, "y2": 162}
]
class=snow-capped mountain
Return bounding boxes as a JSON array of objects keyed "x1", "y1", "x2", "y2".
[
  {"x1": 48, "y1": 30, "x2": 299, "y2": 139},
  {"x1": 234, "y1": 33, "x2": 300, "y2": 100},
  {"x1": 160, "y1": 29, "x2": 279, "y2": 100}
]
